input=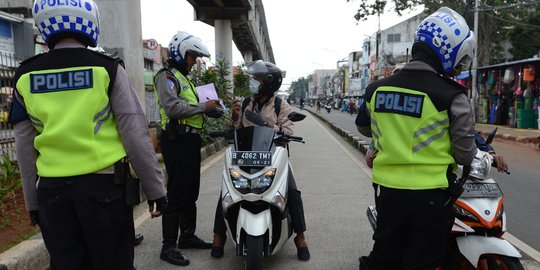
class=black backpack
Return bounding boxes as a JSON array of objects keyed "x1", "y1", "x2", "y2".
[{"x1": 241, "y1": 96, "x2": 282, "y2": 118}]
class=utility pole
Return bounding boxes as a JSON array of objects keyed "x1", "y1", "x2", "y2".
[
  {"x1": 471, "y1": 0, "x2": 479, "y2": 118},
  {"x1": 376, "y1": 11, "x2": 380, "y2": 65}
]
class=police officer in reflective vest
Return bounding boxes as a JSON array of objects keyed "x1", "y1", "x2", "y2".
[
  {"x1": 9, "y1": 1, "x2": 167, "y2": 269},
  {"x1": 356, "y1": 7, "x2": 477, "y2": 270},
  {"x1": 153, "y1": 31, "x2": 222, "y2": 266}
]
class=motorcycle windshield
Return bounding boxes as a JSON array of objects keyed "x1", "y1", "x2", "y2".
[{"x1": 234, "y1": 126, "x2": 275, "y2": 151}]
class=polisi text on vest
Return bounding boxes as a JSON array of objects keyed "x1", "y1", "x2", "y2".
[
  {"x1": 374, "y1": 91, "x2": 424, "y2": 118},
  {"x1": 30, "y1": 69, "x2": 93, "y2": 93}
]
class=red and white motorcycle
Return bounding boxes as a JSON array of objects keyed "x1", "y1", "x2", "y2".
[{"x1": 366, "y1": 130, "x2": 524, "y2": 270}]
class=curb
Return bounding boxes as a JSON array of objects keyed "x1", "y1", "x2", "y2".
[
  {"x1": 306, "y1": 110, "x2": 370, "y2": 155},
  {"x1": 0, "y1": 138, "x2": 227, "y2": 270},
  {"x1": 476, "y1": 130, "x2": 540, "y2": 150},
  {"x1": 303, "y1": 106, "x2": 540, "y2": 151}
]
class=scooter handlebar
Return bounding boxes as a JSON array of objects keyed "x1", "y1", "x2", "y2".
[{"x1": 275, "y1": 132, "x2": 305, "y2": 143}]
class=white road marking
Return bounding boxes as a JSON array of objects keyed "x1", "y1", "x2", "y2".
[{"x1": 504, "y1": 233, "x2": 540, "y2": 262}]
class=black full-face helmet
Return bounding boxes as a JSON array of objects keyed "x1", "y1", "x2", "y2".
[{"x1": 246, "y1": 60, "x2": 283, "y2": 94}]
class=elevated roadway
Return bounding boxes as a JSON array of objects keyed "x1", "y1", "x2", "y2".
[{"x1": 186, "y1": 0, "x2": 274, "y2": 64}]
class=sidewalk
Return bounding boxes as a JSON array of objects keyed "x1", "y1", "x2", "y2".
[{"x1": 302, "y1": 106, "x2": 540, "y2": 151}]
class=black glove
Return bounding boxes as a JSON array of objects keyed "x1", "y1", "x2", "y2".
[
  {"x1": 29, "y1": 210, "x2": 39, "y2": 226},
  {"x1": 205, "y1": 109, "x2": 224, "y2": 119},
  {"x1": 244, "y1": 109, "x2": 267, "y2": 127},
  {"x1": 148, "y1": 196, "x2": 168, "y2": 213}
]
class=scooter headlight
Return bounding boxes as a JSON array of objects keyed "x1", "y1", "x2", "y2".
[
  {"x1": 453, "y1": 204, "x2": 479, "y2": 221},
  {"x1": 229, "y1": 168, "x2": 276, "y2": 194},
  {"x1": 469, "y1": 154, "x2": 490, "y2": 180},
  {"x1": 229, "y1": 168, "x2": 250, "y2": 193}
]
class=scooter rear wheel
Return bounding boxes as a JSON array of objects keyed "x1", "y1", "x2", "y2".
[
  {"x1": 446, "y1": 254, "x2": 524, "y2": 270},
  {"x1": 245, "y1": 235, "x2": 263, "y2": 270}
]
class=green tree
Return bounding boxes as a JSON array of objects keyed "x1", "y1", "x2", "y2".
[
  {"x1": 508, "y1": 9, "x2": 540, "y2": 60},
  {"x1": 289, "y1": 76, "x2": 311, "y2": 102},
  {"x1": 348, "y1": 0, "x2": 539, "y2": 66},
  {"x1": 233, "y1": 64, "x2": 251, "y2": 98}
]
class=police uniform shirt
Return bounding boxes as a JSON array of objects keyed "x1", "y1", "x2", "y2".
[
  {"x1": 356, "y1": 61, "x2": 476, "y2": 166},
  {"x1": 11, "y1": 40, "x2": 166, "y2": 211},
  {"x1": 154, "y1": 70, "x2": 206, "y2": 121}
]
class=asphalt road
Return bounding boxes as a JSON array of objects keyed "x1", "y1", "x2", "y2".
[
  {"x1": 487, "y1": 138, "x2": 540, "y2": 251},
  {"x1": 306, "y1": 106, "x2": 540, "y2": 265},
  {"x1": 133, "y1": 109, "x2": 376, "y2": 270}
]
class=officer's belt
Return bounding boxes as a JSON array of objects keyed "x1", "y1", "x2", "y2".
[{"x1": 183, "y1": 125, "x2": 200, "y2": 134}]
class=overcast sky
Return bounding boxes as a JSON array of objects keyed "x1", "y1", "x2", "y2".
[{"x1": 140, "y1": 0, "x2": 423, "y2": 89}]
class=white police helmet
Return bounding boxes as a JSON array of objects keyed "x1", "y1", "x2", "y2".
[
  {"x1": 414, "y1": 7, "x2": 475, "y2": 74},
  {"x1": 32, "y1": 0, "x2": 100, "y2": 48},
  {"x1": 168, "y1": 31, "x2": 210, "y2": 65}
]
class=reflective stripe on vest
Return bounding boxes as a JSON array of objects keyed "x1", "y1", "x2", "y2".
[
  {"x1": 367, "y1": 86, "x2": 455, "y2": 190},
  {"x1": 155, "y1": 68, "x2": 203, "y2": 129},
  {"x1": 16, "y1": 66, "x2": 126, "y2": 177}
]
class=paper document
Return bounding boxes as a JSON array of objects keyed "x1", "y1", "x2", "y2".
[
  {"x1": 195, "y1": 83, "x2": 226, "y2": 112},
  {"x1": 195, "y1": 83, "x2": 219, "y2": 101}
]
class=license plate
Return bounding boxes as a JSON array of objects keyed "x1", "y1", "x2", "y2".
[
  {"x1": 461, "y1": 183, "x2": 502, "y2": 198},
  {"x1": 231, "y1": 151, "x2": 272, "y2": 167}
]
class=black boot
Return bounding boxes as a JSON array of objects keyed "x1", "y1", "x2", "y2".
[
  {"x1": 178, "y1": 212, "x2": 212, "y2": 249},
  {"x1": 134, "y1": 233, "x2": 144, "y2": 246},
  {"x1": 359, "y1": 256, "x2": 371, "y2": 270},
  {"x1": 160, "y1": 246, "x2": 190, "y2": 266},
  {"x1": 161, "y1": 212, "x2": 190, "y2": 265}
]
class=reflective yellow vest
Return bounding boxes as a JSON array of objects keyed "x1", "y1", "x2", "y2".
[
  {"x1": 366, "y1": 86, "x2": 455, "y2": 190},
  {"x1": 155, "y1": 68, "x2": 203, "y2": 129},
  {"x1": 16, "y1": 64, "x2": 126, "y2": 177}
]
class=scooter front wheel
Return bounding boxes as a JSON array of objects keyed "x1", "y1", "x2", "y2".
[{"x1": 245, "y1": 235, "x2": 263, "y2": 270}]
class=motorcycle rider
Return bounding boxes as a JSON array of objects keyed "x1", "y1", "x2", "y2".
[
  {"x1": 9, "y1": 1, "x2": 167, "y2": 269},
  {"x1": 153, "y1": 31, "x2": 222, "y2": 266},
  {"x1": 210, "y1": 60, "x2": 311, "y2": 261},
  {"x1": 356, "y1": 7, "x2": 477, "y2": 270}
]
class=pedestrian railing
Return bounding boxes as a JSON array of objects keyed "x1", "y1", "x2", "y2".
[{"x1": 0, "y1": 52, "x2": 22, "y2": 161}]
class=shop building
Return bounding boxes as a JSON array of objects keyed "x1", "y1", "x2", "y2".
[{"x1": 476, "y1": 58, "x2": 539, "y2": 129}]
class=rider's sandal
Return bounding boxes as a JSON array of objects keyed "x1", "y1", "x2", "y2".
[
  {"x1": 210, "y1": 234, "x2": 226, "y2": 258},
  {"x1": 294, "y1": 236, "x2": 310, "y2": 261}
]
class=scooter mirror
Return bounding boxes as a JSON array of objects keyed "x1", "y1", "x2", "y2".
[
  {"x1": 288, "y1": 112, "x2": 306, "y2": 122},
  {"x1": 486, "y1": 127, "x2": 498, "y2": 145}
]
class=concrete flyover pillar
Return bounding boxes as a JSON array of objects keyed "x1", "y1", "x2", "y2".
[
  {"x1": 214, "y1": 19, "x2": 233, "y2": 94},
  {"x1": 244, "y1": 51, "x2": 253, "y2": 64},
  {"x1": 94, "y1": 0, "x2": 145, "y2": 111}
]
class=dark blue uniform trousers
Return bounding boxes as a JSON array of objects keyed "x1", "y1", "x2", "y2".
[{"x1": 37, "y1": 174, "x2": 134, "y2": 270}]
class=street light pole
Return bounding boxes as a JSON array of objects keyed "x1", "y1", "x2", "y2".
[{"x1": 472, "y1": 0, "x2": 479, "y2": 117}]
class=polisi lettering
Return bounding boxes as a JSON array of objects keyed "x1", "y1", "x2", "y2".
[
  {"x1": 30, "y1": 69, "x2": 93, "y2": 93},
  {"x1": 374, "y1": 91, "x2": 424, "y2": 118},
  {"x1": 433, "y1": 12, "x2": 456, "y2": 27},
  {"x1": 40, "y1": 0, "x2": 81, "y2": 10}
]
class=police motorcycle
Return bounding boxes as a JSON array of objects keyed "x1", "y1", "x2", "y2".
[
  {"x1": 211, "y1": 111, "x2": 306, "y2": 270},
  {"x1": 366, "y1": 129, "x2": 524, "y2": 270}
]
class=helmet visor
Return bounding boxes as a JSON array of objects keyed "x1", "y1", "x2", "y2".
[
  {"x1": 246, "y1": 60, "x2": 270, "y2": 78},
  {"x1": 455, "y1": 55, "x2": 472, "y2": 73}
]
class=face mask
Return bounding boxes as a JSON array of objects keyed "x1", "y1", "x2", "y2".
[{"x1": 249, "y1": 78, "x2": 260, "y2": 94}]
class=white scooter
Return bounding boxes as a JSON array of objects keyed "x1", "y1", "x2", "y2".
[
  {"x1": 213, "y1": 112, "x2": 306, "y2": 270},
  {"x1": 366, "y1": 129, "x2": 524, "y2": 270}
]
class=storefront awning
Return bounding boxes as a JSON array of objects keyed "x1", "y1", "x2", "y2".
[
  {"x1": 0, "y1": 11, "x2": 24, "y2": 23},
  {"x1": 478, "y1": 57, "x2": 540, "y2": 70}
]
